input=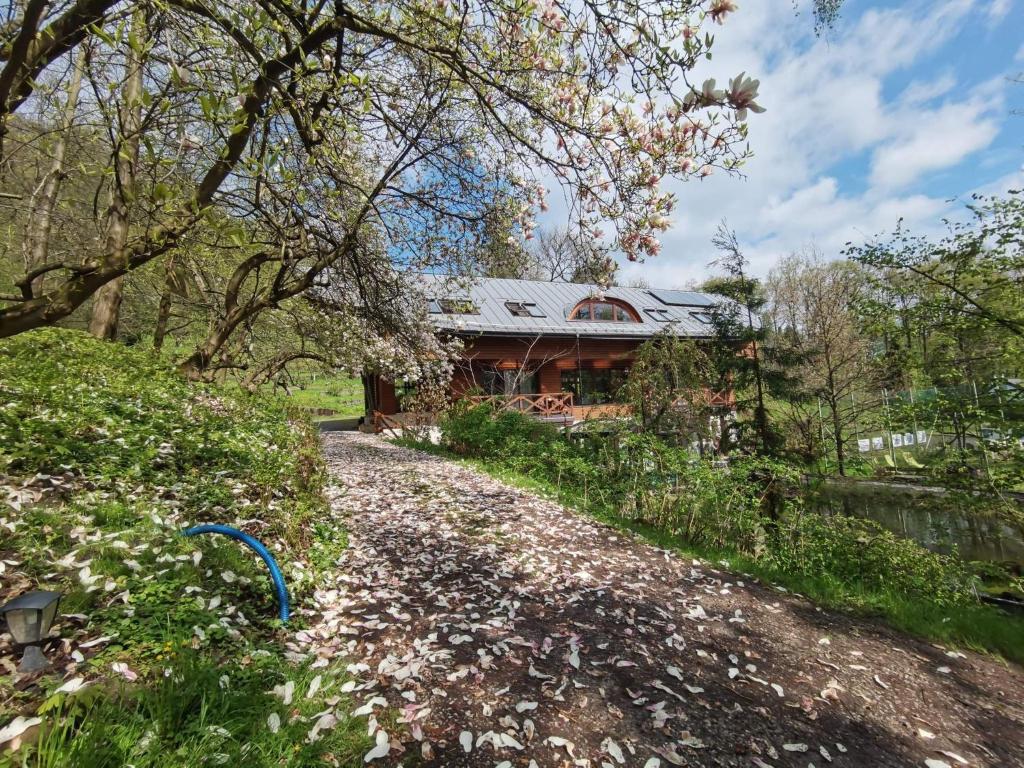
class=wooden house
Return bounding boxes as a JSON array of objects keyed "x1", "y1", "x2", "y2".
[{"x1": 365, "y1": 275, "x2": 734, "y2": 428}]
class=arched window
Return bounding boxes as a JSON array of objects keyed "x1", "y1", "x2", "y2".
[{"x1": 569, "y1": 298, "x2": 640, "y2": 323}]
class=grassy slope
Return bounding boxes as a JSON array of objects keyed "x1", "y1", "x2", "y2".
[
  {"x1": 285, "y1": 376, "x2": 364, "y2": 418},
  {"x1": 401, "y1": 440, "x2": 1024, "y2": 666},
  {"x1": 0, "y1": 329, "x2": 370, "y2": 766}
]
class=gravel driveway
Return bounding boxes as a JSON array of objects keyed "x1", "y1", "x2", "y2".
[{"x1": 298, "y1": 433, "x2": 1024, "y2": 768}]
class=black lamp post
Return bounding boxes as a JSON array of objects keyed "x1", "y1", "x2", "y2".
[{"x1": 0, "y1": 590, "x2": 62, "y2": 672}]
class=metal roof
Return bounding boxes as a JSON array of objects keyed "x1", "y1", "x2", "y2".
[
  {"x1": 414, "y1": 274, "x2": 724, "y2": 339},
  {"x1": 647, "y1": 288, "x2": 718, "y2": 307}
]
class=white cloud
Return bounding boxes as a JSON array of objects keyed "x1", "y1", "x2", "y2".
[
  {"x1": 987, "y1": 0, "x2": 1012, "y2": 24},
  {"x1": 899, "y1": 74, "x2": 958, "y2": 105},
  {"x1": 604, "y1": 0, "x2": 1016, "y2": 283},
  {"x1": 869, "y1": 92, "x2": 1002, "y2": 189}
]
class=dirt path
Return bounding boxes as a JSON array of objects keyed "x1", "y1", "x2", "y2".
[{"x1": 302, "y1": 433, "x2": 1024, "y2": 768}]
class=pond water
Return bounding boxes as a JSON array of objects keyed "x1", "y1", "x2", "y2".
[{"x1": 806, "y1": 483, "x2": 1024, "y2": 565}]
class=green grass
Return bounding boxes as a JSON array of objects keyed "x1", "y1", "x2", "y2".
[
  {"x1": 285, "y1": 375, "x2": 363, "y2": 417},
  {"x1": 0, "y1": 329, "x2": 373, "y2": 766},
  {"x1": 21, "y1": 657, "x2": 369, "y2": 768},
  {"x1": 399, "y1": 438, "x2": 1024, "y2": 666}
]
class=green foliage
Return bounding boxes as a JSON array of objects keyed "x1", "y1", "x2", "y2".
[
  {"x1": 832, "y1": 190, "x2": 1024, "y2": 485},
  {"x1": 0, "y1": 329, "x2": 368, "y2": 765},
  {"x1": 766, "y1": 513, "x2": 970, "y2": 605},
  {"x1": 25, "y1": 656, "x2": 368, "y2": 768},
  {"x1": 619, "y1": 332, "x2": 713, "y2": 438},
  {"x1": 440, "y1": 401, "x2": 559, "y2": 458},
  {"x1": 428, "y1": 406, "x2": 976, "y2": 607}
]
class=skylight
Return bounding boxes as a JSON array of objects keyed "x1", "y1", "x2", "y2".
[
  {"x1": 647, "y1": 288, "x2": 716, "y2": 307},
  {"x1": 505, "y1": 300, "x2": 545, "y2": 318},
  {"x1": 644, "y1": 308, "x2": 672, "y2": 322},
  {"x1": 436, "y1": 297, "x2": 479, "y2": 315}
]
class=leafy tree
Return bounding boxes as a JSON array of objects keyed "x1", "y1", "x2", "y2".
[
  {"x1": 848, "y1": 190, "x2": 1023, "y2": 403},
  {"x1": 620, "y1": 330, "x2": 713, "y2": 444},
  {"x1": 767, "y1": 251, "x2": 880, "y2": 475},
  {"x1": 848, "y1": 191, "x2": 1024, "y2": 343},
  {"x1": 703, "y1": 221, "x2": 781, "y2": 456},
  {"x1": 0, "y1": 0, "x2": 763, "y2": 370},
  {"x1": 847, "y1": 191, "x2": 1024, "y2": 485}
]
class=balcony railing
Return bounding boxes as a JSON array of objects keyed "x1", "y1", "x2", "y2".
[
  {"x1": 467, "y1": 388, "x2": 734, "y2": 420},
  {"x1": 667, "y1": 388, "x2": 735, "y2": 409},
  {"x1": 468, "y1": 392, "x2": 575, "y2": 419},
  {"x1": 707, "y1": 388, "x2": 736, "y2": 407}
]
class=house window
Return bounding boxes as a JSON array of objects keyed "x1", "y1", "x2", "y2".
[
  {"x1": 483, "y1": 368, "x2": 537, "y2": 396},
  {"x1": 645, "y1": 308, "x2": 672, "y2": 322},
  {"x1": 437, "y1": 297, "x2": 479, "y2": 314},
  {"x1": 690, "y1": 311, "x2": 713, "y2": 324},
  {"x1": 569, "y1": 299, "x2": 640, "y2": 323},
  {"x1": 505, "y1": 300, "x2": 545, "y2": 318},
  {"x1": 396, "y1": 379, "x2": 418, "y2": 407},
  {"x1": 560, "y1": 368, "x2": 630, "y2": 405}
]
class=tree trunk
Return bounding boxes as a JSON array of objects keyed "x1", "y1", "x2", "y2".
[
  {"x1": 178, "y1": 304, "x2": 255, "y2": 379},
  {"x1": 22, "y1": 46, "x2": 85, "y2": 290},
  {"x1": 89, "y1": 9, "x2": 145, "y2": 340},
  {"x1": 831, "y1": 398, "x2": 846, "y2": 477},
  {"x1": 152, "y1": 254, "x2": 181, "y2": 354},
  {"x1": 152, "y1": 285, "x2": 173, "y2": 354},
  {"x1": 179, "y1": 327, "x2": 232, "y2": 379}
]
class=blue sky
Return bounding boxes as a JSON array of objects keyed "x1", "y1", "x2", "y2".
[{"x1": 600, "y1": 0, "x2": 1024, "y2": 285}]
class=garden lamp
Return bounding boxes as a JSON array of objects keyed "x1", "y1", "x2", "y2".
[{"x1": 0, "y1": 590, "x2": 62, "y2": 672}]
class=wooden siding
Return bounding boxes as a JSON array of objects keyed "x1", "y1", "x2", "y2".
[
  {"x1": 459, "y1": 335, "x2": 639, "y2": 364},
  {"x1": 376, "y1": 376, "x2": 399, "y2": 414},
  {"x1": 369, "y1": 334, "x2": 728, "y2": 417}
]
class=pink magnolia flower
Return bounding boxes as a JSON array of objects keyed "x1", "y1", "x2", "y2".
[{"x1": 709, "y1": 0, "x2": 738, "y2": 24}]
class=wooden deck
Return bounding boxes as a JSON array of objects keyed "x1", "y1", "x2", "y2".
[
  {"x1": 370, "y1": 388, "x2": 734, "y2": 433},
  {"x1": 468, "y1": 392, "x2": 575, "y2": 423}
]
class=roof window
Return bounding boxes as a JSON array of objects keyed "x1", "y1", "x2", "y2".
[
  {"x1": 505, "y1": 300, "x2": 545, "y2": 318},
  {"x1": 435, "y1": 297, "x2": 479, "y2": 315},
  {"x1": 569, "y1": 298, "x2": 640, "y2": 323},
  {"x1": 644, "y1": 308, "x2": 672, "y2": 322}
]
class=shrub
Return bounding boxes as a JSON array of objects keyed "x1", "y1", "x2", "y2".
[
  {"x1": 768, "y1": 513, "x2": 973, "y2": 605},
  {"x1": 440, "y1": 401, "x2": 559, "y2": 458},
  {"x1": 434, "y1": 410, "x2": 976, "y2": 607}
]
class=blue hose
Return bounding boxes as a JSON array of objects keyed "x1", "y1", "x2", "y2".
[{"x1": 182, "y1": 524, "x2": 290, "y2": 623}]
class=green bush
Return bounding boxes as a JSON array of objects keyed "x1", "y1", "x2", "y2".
[
  {"x1": 432, "y1": 408, "x2": 976, "y2": 607},
  {"x1": 768, "y1": 513, "x2": 971, "y2": 605},
  {"x1": 440, "y1": 401, "x2": 559, "y2": 458}
]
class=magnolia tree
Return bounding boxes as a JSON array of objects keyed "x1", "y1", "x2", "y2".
[{"x1": 0, "y1": 0, "x2": 763, "y2": 377}]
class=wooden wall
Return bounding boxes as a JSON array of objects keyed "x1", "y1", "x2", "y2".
[
  {"x1": 368, "y1": 334, "x2": 734, "y2": 419},
  {"x1": 459, "y1": 335, "x2": 638, "y2": 365},
  {"x1": 371, "y1": 335, "x2": 645, "y2": 415}
]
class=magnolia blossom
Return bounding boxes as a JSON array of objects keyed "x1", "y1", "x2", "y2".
[
  {"x1": 727, "y1": 73, "x2": 766, "y2": 122},
  {"x1": 709, "y1": 0, "x2": 738, "y2": 24}
]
